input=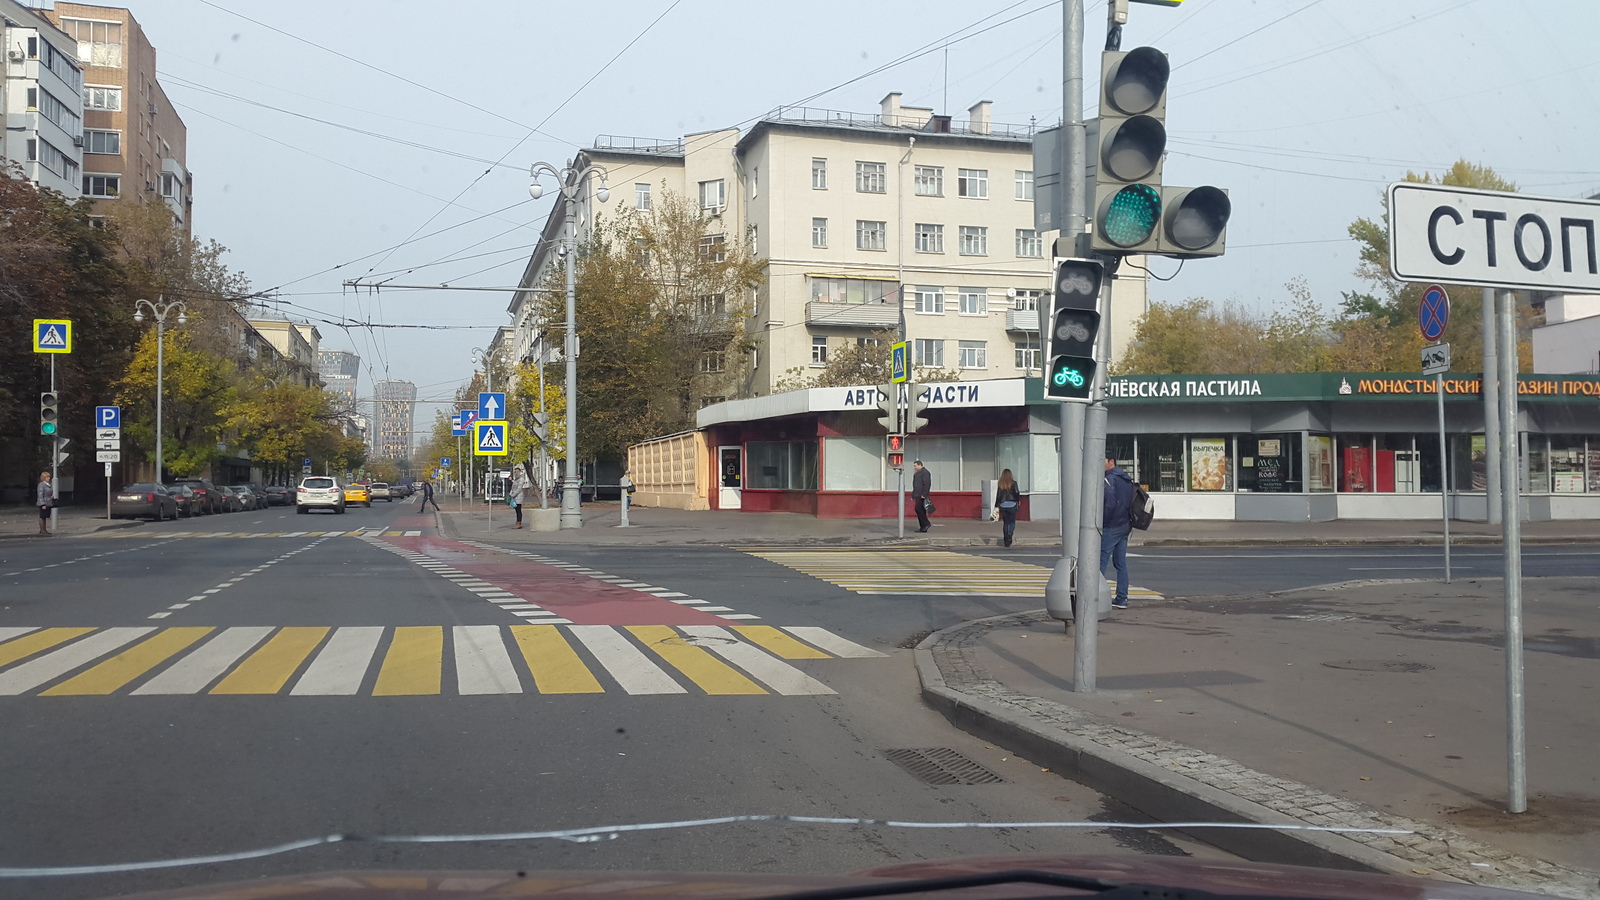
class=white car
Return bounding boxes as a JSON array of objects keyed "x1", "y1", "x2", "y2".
[
  {"x1": 369, "y1": 482, "x2": 392, "y2": 502},
  {"x1": 296, "y1": 476, "x2": 346, "y2": 514}
]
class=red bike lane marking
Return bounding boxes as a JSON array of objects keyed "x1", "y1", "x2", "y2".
[
  {"x1": 391, "y1": 514, "x2": 436, "y2": 529},
  {"x1": 384, "y1": 536, "x2": 732, "y2": 626}
]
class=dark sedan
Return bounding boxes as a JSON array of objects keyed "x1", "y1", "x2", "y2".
[
  {"x1": 263, "y1": 485, "x2": 290, "y2": 506},
  {"x1": 163, "y1": 483, "x2": 203, "y2": 518},
  {"x1": 111, "y1": 484, "x2": 179, "y2": 521},
  {"x1": 170, "y1": 478, "x2": 220, "y2": 514}
]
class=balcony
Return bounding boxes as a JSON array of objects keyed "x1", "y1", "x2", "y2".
[
  {"x1": 1006, "y1": 308, "x2": 1042, "y2": 333},
  {"x1": 806, "y1": 301, "x2": 900, "y2": 329}
]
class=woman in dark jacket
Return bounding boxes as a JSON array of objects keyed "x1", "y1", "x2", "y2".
[{"x1": 993, "y1": 468, "x2": 1023, "y2": 547}]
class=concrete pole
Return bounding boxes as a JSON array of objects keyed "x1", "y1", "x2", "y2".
[
  {"x1": 155, "y1": 317, "x2": 163, "y2": 487},
  {"x1": 1496, "y1": 289, "x2": 1526, "y2": 814},
  {"x1": 1482, "y1": 287, "x2": 1501, "y2": 524}
]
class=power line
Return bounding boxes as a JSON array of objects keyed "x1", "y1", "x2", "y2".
[{"x1": 1171, "y1": 0, "x2": 1327, "y2": 72}]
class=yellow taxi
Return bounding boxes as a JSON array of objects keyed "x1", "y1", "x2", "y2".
[{"x1": 344, "y1": 483, "x2": 371, "y2": 507}]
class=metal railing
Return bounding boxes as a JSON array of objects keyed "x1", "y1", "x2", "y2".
[
  {"x1": 591, "y1": 134, "x2": 685, "y2": 154},
  {"x1": 764, "y1": 106, "x2": 1037, "y2": 138}
]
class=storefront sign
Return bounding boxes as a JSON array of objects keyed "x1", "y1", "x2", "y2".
[
  {"x1": 1101, "y1": 373, "x2": 1600, "y2": 404},
  {"x1": 831, "y1": 379, "x2": 1025, "y2": 411}
]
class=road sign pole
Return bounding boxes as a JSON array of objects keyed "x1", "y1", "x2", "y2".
[
  {"x1": 897, "y1": 384, "x2": 907, "y2": 539},
  {"x1": 106, "y1": 463, "x2": 112, "y2": 520},
  {"x1": 1482, "y1": 287, "x2": 1502, "y2": 525},
  {"x1": 49, "y1": 355, "x2": 58, "y2": 533},
  {"x1": 1437, "y1": 370, "x2": 1450, "y2": 583},
  {"x1": 1496, "y1": 288, "x2": 1526, "y2": 814}
]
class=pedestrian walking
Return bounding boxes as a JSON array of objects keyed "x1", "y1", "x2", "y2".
[
  {"x1": 417, "y1": 479, "x2": 441, "y2": 513},
  {"x1": 1102, "y1": 455, "x2": 1135, "y2": 609},
  {"x1": 509, "y1": 463, "x2": 533, "y2": 529},
  {"x1": 911, "y1": 459, "x2": 933, "y2": 532},
  {"x1": 992, "y1": 468, "x2": 1023, "y2": 547},
  {"x1": 36, "y1": 471, "x2": 54, "y2": 536}
]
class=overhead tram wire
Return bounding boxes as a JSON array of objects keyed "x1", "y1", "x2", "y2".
[{"x1": 1170, "y1": 0, "x2": 1328, "y2": 73}]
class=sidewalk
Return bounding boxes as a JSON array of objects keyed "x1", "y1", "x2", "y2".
[
  {"x1": 0, "y1": 504, "x2": 140, "y2": 540},
  {"x1": 435, "y1": 500, "x2": 1600, "y2": 547},
  {"x1": 916, "y1": 579, "x2": 1600, "y2": 896}
]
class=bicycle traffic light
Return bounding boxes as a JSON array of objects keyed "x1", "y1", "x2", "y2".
[
  {"x1": 40, "y1": 392, "x2": 59, "y2": 435},
  {"x1": 1044, "y1": 258, "x2": 1106, "y2": 402}
]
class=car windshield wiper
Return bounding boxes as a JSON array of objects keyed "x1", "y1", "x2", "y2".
[{"x1": 759, "y1": 870, "x2": 1328, "y2": 900}]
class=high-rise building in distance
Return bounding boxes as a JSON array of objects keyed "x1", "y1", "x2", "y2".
[
  {"x1": 373, "y1": 380, "x2": 416, "y2": 461},
  {"x1": 317, "y1": 350, "x2": 360, "y2": 413}
]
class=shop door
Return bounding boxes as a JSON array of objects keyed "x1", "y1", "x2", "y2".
[{"x1": 719, "y1": 446, "x2": 742, "y2": 510}]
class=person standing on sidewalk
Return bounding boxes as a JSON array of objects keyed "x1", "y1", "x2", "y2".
[
  {"x1": 509, "y1": 463, "x2": 533, "y2": 529},
  {"x1": 619, "y1": 468, "x2": 635, "y2": 515},
  {"x1": 417, "y1": 480, "x2": 441, "y2": 513},
  {"x1": 992, "y1": 468, "x2": 1023, "y2": 547},
  {"x1": 36, "y1": 471, "x2": 54, "y2": 535},
  {"x1": 1102, "y1": 456, "x2": 1135, "y2": 609},
  {"x1": 911, "y1": 460, "x2": 932, "y2": 533}
]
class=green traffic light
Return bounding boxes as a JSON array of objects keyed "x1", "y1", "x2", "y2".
[
  {"x1": 41, "y1": 422, "x2": 57, "y2": 435},
  {"x1": 1045, "y1": 355, "x2": 1096, "y2": 401},
  {"x1": 1100, "y1": 184, "x2": 1162, "y2": 248}
]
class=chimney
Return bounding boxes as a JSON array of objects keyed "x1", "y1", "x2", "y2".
[
  {"x1": 880, "y1": 92, "x2": 903, "y2": 127},
  {"x1": 968, "y1": 100, "x2": 992, "y2": 135}
]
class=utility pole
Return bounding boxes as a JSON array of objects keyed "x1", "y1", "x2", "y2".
[{"x1": 1482, "y1": 287, "x2": 1501, "y2": 524}]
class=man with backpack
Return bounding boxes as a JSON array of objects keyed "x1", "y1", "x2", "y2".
[{"x1": 1102, "y1": 456, "x2": 1136, "y2": 610}]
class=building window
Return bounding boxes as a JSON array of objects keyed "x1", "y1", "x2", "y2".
[
  {"x1": 695, "y1": 294, "x2": 727, "y2": 317},
  {"x1": 26, "y1": 139, "x2": 38, "y2": 162},
  {"x1": 810, "y1": 277, "x2": 896, "y2": 304},
  {"x1": 635, "y1": 183, "x2": 651, "y2": 210},
  {"x1": 958, "y1": 287, "x2": 988, "y2": 316},
  {"x1": 855, "y1": 161, "x2": 887, "y2": 194},
  {"x1": 699, "y1": 351, "x2": 726, "y2": 374},
  {"x1": 914, "y1": 223, "x2": 944, "y2": 254},
  {"x1": 60, "y1": 18, "x2": 123, "y2": 67},
  {"x1": 914, "y1": 339, "x2": 944, "y2": 367},
  {"x1": 82, "y1": 174, "x2": 120, "y2": 197},
  {"x1": 958, "y1": 168, "x2": 988, "y2": 198},
  {"x1": 1015, "y1": 229, "x2": 1044, "y2": 258},
  {"x1": 812, "y1": 217, "x2": 827, "y2": 249},
  {"x1": 856, "y1": 220, "x2": 887, "y2": 251},
  {"x1": 1014, "y1": 339, "x2": 1041, "y2": 370},
  {"x1": 958, "y1": 341, "x2": 987, "y2": 369},
  {"x1": 699, "y1": 179, "x2": 726, "y2": 211},
  {"x1": 84, "y1": 129, "x2": 121, "y2": 155},
  {"x1": 811, "y1": 336, "x2": 828, "y2": 365},
  {"x1": 699, "y1": 234, "x2": 727, "y2": 262},
  {"x1": 1015, "y1": 170, "x2": 1034, "y2": 200},
  {"x1": 161, "y1": 173, "x2": 179, "y2": 198},
  {"x1": 914, "y1": 165, "x2": 944, "y2": 196},
  {"x1": 914, "y1": 286, "x2": 945, "y2": 314},
  {"x1": 857, "y1": 337, "x2": 883, "y2": 348},
  {"x1": 30, "y1": 87, "x2": 77, "y2": 133},
  {"x1": 1014, "y1": 288, "x2": 1044, "y2": 311},
  {"x1": 84, "y1": 85, "x2": 121, "y2": 110},
  {"x1": 959, "y1": 226, "x2": 988, "y2": 256},
  {"x1": 812, "y1": 158, "x2": 828, "y2": 190}
]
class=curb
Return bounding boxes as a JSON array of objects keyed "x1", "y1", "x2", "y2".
[
  {"x1": 913, "y1": 610, "x2": 1600, "y2": 897},
  {"x1": 0, "y1": 518, "x2": 144, "y2": 542}
]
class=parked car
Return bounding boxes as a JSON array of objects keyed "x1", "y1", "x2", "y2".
[
  {"x1": 296, "y1": 476, "x2": 345, "y2": 514},
  {"x1": 169, "y1": 477, "x2": 221, "y2": 515},
  {"x1": 263, "y1": 485, "x2": 290, "y2": 506},
  {"x1": 213, "y1": 487, "x2": 242, "y2": 513},
  {"x1": 344, "y1": 483, "x2": 371, "y2": 507},
  {"x1": 112, "y1": 483, "x2": 179, "y2": 521},
  {"x1": 227, "y1": 485, "x2": 260, "y2": 510},
  {"x1": 369, "y1": 482, "x2": 392, "y2": 502},
  {"x1": 241, "y1": 485, "x2": 269, "y2": 510},
  {"x1": 163, "y1": 483, "x2": 202, "y2": 518}
]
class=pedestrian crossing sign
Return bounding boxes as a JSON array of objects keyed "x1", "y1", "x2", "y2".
[
  {"x1": 474, "y1": 421, "x2": 508, "y2": 456},
  {"x1": 32, "y1": 319, "x2": 72, "y2": 354}
]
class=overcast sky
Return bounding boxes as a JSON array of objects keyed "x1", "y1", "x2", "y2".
[{"x1": 111, "y1": 0, "x2": 1600, "y2": 424}]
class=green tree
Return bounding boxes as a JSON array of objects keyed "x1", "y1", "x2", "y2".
[
  {"x1": 1115, "y1": 281, "x2": 1331, "y2": 375},
  {"x1": 115, "y1": 329, "x2": 241, "y2": 477}
]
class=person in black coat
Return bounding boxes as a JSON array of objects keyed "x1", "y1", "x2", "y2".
[
  {"x1": 911, "y1": 460, "x2": 932, "y2": 532},
  {"x1": 1101, "y1": 456, "x2": 1136, "y2": 609},
  {"x1": 992, "y1": 468, "x2": 1023, "y2": 547}
]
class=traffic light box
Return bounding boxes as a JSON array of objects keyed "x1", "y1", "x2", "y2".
[
  {"x1": 40, "y1": 392, "x2": 59, "y2": 435},
  {"x1": 886, "y1": 433, "x2": 905, "y2": 469},
  {"x1": 1045, "y1": 258, "x2": 1106, "y2": 402}
]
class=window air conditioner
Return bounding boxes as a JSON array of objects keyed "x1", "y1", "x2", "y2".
[
  {"x1": 72, "y1": 135, "x2": 83, "y2": 147},
  {"x1": 147, "y1": 101, "x2": 157, "y2": 115},
  {"x1": 7, "y1": 49, "x2": 25, "y2": 61}
]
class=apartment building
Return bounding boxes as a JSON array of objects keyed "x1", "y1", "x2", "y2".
[
  {"x1": 1, "y1": 0, "x2": 84, "y2": 195},
  {"x1": 246, "y1": 316, "x2": 322, "y2": 388},
  {"x1": 43, "y1": 3, "x2": 191, "y2": 232},
  {"x1": 373, "y1": 380, "x2": 417, "y2": 462},
  {"x1": 508, "y1": 94, "x2": 1146, "y2": 402}
]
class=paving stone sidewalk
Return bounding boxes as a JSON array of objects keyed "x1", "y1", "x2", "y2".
[{"x1": 917, "y1": 610, "x2": 1600, "y2": 898}]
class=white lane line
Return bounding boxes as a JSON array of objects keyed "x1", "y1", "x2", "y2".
[
  {"x1": 780, "y1": 627, "x2": 888, "y2": 658},
  {"x1": 1349, "y1": 566, "x2": 1473, "y2": 571},
  {"x1": 404, "y1": 530, "x2": 421, "y2": 536},
  {"x1": 695, "y1": 606, "x2": 735, "y2": 612},
  {"x1": 679, "y1": 625, "x2": 835, "y2": 696},
  {"x1": 452, "y1": 626, "x2": 523, "y2": 695},
  {"x1": 494, "y1": 604, "x2": 544, "y2": 610},
  {"x1": 0, "y1": 628, "x2": 155, "y2": 695},
  {"x1": 0, "y1": 627, "x2": 41, "y2": 643},
  {"x1": 718, "y1": 614, "x2": 763, "y2": 621},
  {"x1": 566, "y1": 625, "x2": 686, "y2": 695},
  {"x1": 134, "y1": 626, "x2": 275, "y2": 695},
  {"x1": 290, "y1": 627, "x2": 384, "y2": 696},
  {"x1": 167, "y1": 603, "x2": 189, "y2": 610},
  {"x1": 654, "y1": 592, "x2": 689, "y2": 598},
  {"x1": 147, "y1": 612, "x2": 171, "y2": 619}
]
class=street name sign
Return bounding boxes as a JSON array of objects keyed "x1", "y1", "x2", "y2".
[
  {"x1": 1419, "y1": 285, "x2": 1450, "y2": 342},
  {"x1": 1390, "y1": 182, "x2": 1600, "y2": 292},
  {"x1": 1422, "y1": 343, "x2": 1451, "y2": 376},
  {"x1": 478, "y1": 392, "x2": 506, "y2": 422},
  {"x1": 474, "y1": 421, "x2": 508, "y2": 456},
  {"x1": 95, "y1": 406, "x2": 121, "y2": 428},
  {"x1": 33, "y1": 319, "x2": 72, "y2": 354}
]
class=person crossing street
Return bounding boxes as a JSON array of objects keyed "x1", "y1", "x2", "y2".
[
  {"x1": 416, "y1": 480, "x2": 441, "y2": 513},
  {"x1": 911, "y1": 460, "x2": 933, "y2": 533}
]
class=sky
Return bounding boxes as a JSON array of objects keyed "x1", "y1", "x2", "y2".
[{"x1": 105, "y1": 0, "x2": 1600, "y2": 428}]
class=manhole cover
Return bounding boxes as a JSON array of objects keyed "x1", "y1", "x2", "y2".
[
  {"x1": 884, "y1": 748, "x2": 1004, "y2": 785},
  {"x1": 1321, "y1": 660, "x2": 1434, "y2": 673}
]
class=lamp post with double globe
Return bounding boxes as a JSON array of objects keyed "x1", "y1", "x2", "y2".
[{"x1": 132, "y1": 296, "x2": 187, "y2": 483}]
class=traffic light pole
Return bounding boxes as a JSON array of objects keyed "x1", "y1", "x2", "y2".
[
  {"x1": 49, "y1": 355, "x2": 58, "y2": 533},
  {"x1": 1074, "y1": 262, "x2": 1118, "y2": 693}
]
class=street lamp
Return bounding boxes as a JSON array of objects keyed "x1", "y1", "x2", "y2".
[
  {"x1": 529, "y1": 158, "x2": 609, "y2": 530},
  {"x1": 132, "y1": 296, "x2": 187, "y2": 482}
]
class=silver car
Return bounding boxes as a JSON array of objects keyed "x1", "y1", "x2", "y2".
[{"x1": 295, "y1": 476, "x2": 346, "y2": 514}]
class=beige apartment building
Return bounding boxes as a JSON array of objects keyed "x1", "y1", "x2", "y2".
[
  {"x1": 245, "y1": 316, "x2": 322, "y2": 388},
  {"x1": 508, "y1": 94, "x2": 1146, "y2": 404},
  {"x1": 43, "y1": 3, "x2": 191, "y2": 232}
]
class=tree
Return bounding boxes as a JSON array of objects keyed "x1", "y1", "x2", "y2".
[
  {"x1": 1115, "y1": 281, "x2": 1332, "y2": 375},
  {"x1": 227, "y1": 378, "x2": 353, "y2": 485},
  {"x1": 115, "y1": 329, "x2": 241, "y2": 476}
]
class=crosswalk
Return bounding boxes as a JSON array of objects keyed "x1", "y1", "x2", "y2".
[
  {"x1": 737, "y1": 547, "x2": 1164, "y2": 599},
  {"x1": 0, "y1": 623, "x2": 886, "y2": 698},
  {"x1": 87, "y1": 530, "x2": 423, "y2": 539}
]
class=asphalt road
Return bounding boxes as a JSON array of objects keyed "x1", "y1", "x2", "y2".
[{"x1": 0, "y1": 503, "x2": 1228, "y2": 900}]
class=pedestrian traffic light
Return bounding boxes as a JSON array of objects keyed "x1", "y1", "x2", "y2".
[
  {"x1": 875, "y1": 383, "x2": 900, "y2": 433},
  {"x1": 905, "y1": 385, "x2": 931, "y2": 434},
  {"x1": 886, "y1": 433, "x2": 906, "y2": 469},
  {"x1": 1090, "y1": 47, "x2": 1169, "y2": 253},
  {"x1": 1045, "y1": 258, "x2": 1106, "y2": 402},
  {"x1": 39, "y1": 392, "x2": 59, "y2": 435}
]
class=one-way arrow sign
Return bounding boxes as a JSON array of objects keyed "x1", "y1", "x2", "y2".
[{"x1": 478, "y1": 392, "x2": 505, "y2": 422}]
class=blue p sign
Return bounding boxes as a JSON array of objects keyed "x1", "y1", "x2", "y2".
[{"x1": 95, "y1": 406, "x2": 121, "y2": 428}]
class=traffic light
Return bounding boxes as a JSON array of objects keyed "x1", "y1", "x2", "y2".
[
  {"x1": 1090, "y1": 46, "x2": 1169, "y2": 253},
  {"x1": 1155, "y1": 185, "x2": 1231, "y2": 258},
  {"x1": 905, "y1": 385, "x2": 931, "y2": 434},
  {"x1": 529, "y1": 411, "x2": 550, "y2": 443},
  {"x1": 39, "y1": 392, "x2": 59, "y2": 435},
  {"x1": 1045, "y1": 258, "x2": 1106, "y2": 402},
  {"x1": 53, "y1": 437, "x2": 72, "y2": 467},
  {"x1": 875, "y1": 383, "x2": 900, "y2": 433},
  {"x1": 886, "y1": 433, "x2": 906, "y2": 469}
]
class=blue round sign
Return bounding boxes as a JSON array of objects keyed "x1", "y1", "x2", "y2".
[{"x1": 1419, "y1": 285, "x2": 1450, "y2": 343}]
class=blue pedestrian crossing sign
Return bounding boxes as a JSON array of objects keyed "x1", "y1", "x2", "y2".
[
  {"x1": 33, "y1": 319, "x2": 72, "y2": 354},
  {"x1": 450, "y1": 414, "x2": 466, "y2": 436},
  {"x1": 95, "y1": 406, "x2": 121, "y2": 428},
  {"x1": 478, "y1": 392, "x2": 506, "y2": 422},
  {"x1": 891, "y1": 341, "x2": 909, "y2": 383},
  {"x1": 474, "y1": 421, "x2": 508, "y2": 456}
]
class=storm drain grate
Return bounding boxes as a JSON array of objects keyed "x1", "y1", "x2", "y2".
[
  {"x1": 883, "y1": 748, "x2": 1005, "y2": 785},
  {"x1": 1321, "y1": 659, "x2": 1434, "y2": 673}
]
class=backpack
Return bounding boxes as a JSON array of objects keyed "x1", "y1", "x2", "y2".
[{"x1": 1130, "y1": 483, "x2": 1155, "y2": 531}]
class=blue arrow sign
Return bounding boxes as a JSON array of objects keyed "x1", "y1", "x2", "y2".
[
  {"x1": 450, "y1": 414, "x2": 466, "y2": 436},
  {"x1": 459, "y1": 409, "x2": 479, "y2": 431},
  {"x1": 95, "y1": 406, "x2": 121, "y2": 428},
  {"x1": 1419, "y1": 285, "x2": 1450, "y2": 343},
  {"x1": 478, "y1": 392, "x2": 506, "y2": 422}
]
